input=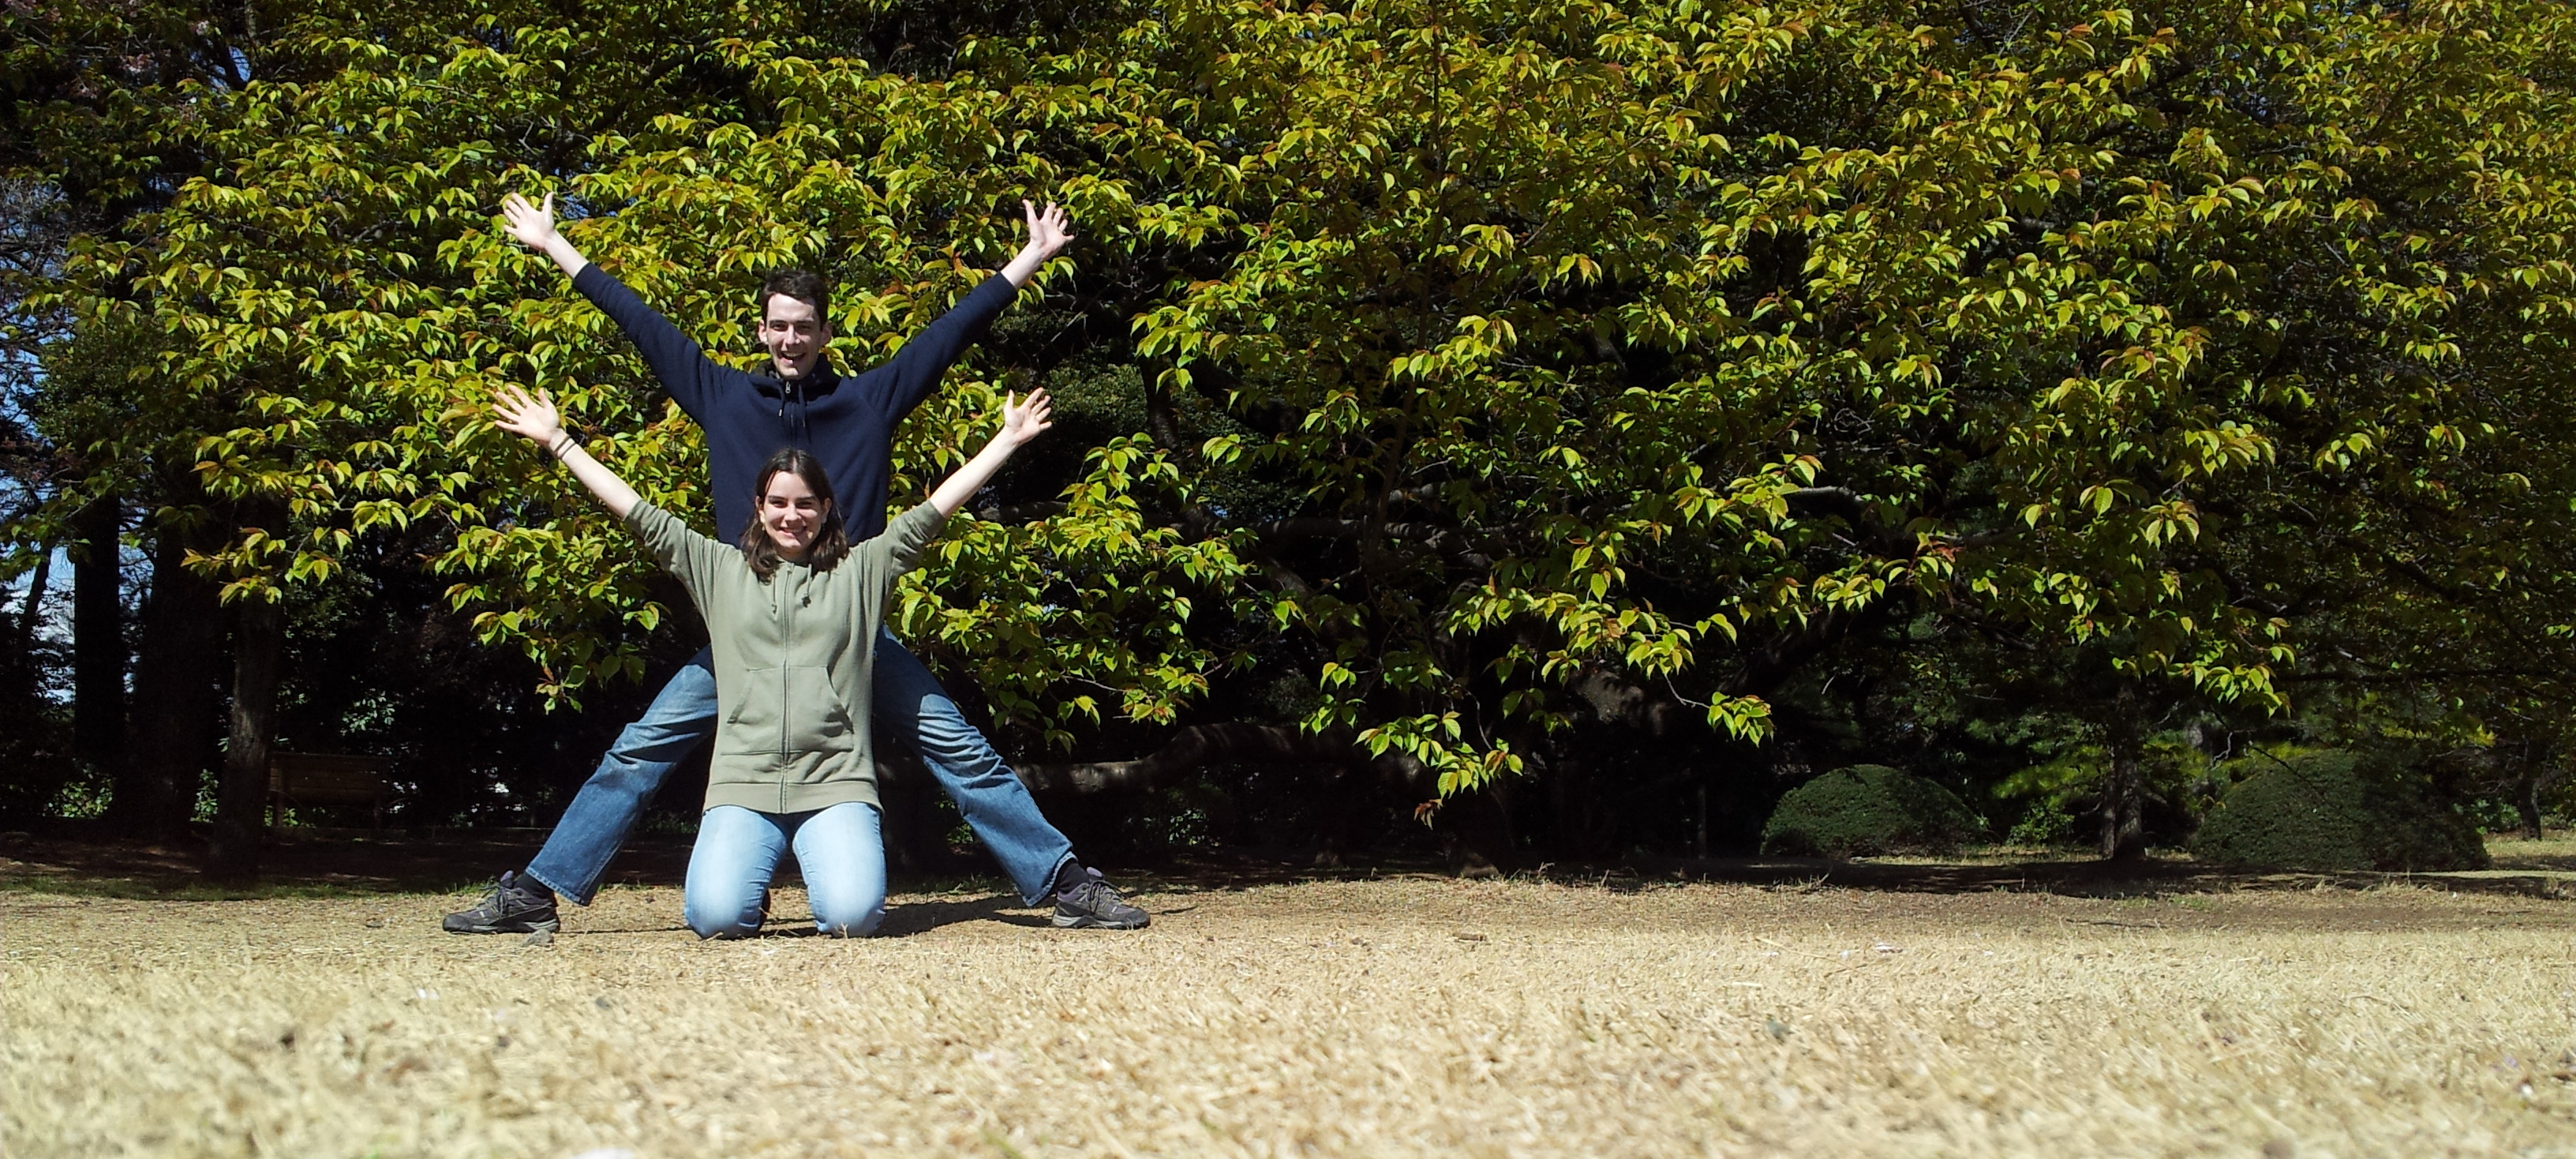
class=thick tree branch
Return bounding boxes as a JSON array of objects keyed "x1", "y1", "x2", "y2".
[
  {"x1": 1015, "y1": 722, "x2": 1429, "y2": 795},
  {"x1": 1015, "y1": 722, "x2": 1343, "y2": 793}
]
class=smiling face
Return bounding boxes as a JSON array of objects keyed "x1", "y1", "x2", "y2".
[
  {"x1": 757, "y1": 469, "x2": 831, "y2": 561},
  {"x1": 760, "y1": 292, "x2": 831, "y2": 381}
]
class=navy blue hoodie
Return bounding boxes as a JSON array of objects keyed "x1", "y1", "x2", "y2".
[{"x1": 571, "y1": 264, "x2": 1019, "y2": 541}]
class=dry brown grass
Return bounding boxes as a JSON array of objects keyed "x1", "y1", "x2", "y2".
[{"x1": 8, "y1": 876, "x2": 2576, "y2": 1157}]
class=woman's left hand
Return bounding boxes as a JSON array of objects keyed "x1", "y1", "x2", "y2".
[{"x1": 998, "y1": 388, "x2": 1054, "y2": 446}]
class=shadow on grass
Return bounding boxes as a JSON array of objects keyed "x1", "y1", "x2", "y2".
[
  {"x1": 877, "y1": 893, "x2": 1050, "y2": 937},
  {"x1": 7, "y1": 823, "x2": 2571, "y2": 904},
  {"x1": 0, "y1": 823, "x2": 692, "y2": 901},
  {"x1": 0, "y1": 876, "x2": 414, "y2": 902},
  {"x1": 552, "y1": 895, "x2": 1046, "y2": 939},
  {"x1": 1123, "y1": 847, "x2": 2575, "y2": 902},
  {"x1": 2484, "y1": 835, "x2": 2576, "y2": 873},
  {"x1": 1589, "y1": 853, "x2": 2576, "y2": 902}
]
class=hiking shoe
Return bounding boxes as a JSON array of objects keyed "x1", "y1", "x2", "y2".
[
  {"x1": 442, "y1": 871, "x2": 560, "y2": 935},
  {"x1": 1052, "y1": 868, "x2": 1149, "y2": 930}
]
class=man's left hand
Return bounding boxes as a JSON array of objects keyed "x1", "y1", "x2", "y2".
[{"x1": 1002, "y1": 201, "x2": 1076, "y2": 287}]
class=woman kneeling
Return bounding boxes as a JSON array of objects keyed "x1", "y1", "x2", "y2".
[{"x1": 491, "y1": 384, "x2": 1054, "y2": 937}]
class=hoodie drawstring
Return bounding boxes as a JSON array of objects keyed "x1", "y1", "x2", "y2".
[{"x1": 775, "y1": 377, "x2": 811, "y2": 448}]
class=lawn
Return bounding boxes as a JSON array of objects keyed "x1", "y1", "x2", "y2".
[{"x1": 8, "y1": 859, "x2": 2576, "y2": 1157}]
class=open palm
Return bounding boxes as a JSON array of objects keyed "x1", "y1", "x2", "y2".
[
  {"x1": 999, "y1": 388, "x2": 1054, "y2": 444},
  {"x1": 490, "y1": 384, "x2": 564, "y2": 444},
  {"x1": 1022, "y1": 200, "x2": 1074, "y2": 259},
  {"x1": 500, "y1": 193, "x2": 561, "y2": 250}
]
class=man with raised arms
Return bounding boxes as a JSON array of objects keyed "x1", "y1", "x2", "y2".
[{"x1": 443, "y1": 193, "x2": 1145, "y2": 934}]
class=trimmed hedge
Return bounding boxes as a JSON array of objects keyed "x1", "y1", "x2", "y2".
[
  {"x1": 2189, "y1": 749, "x2": 2488, "y2": 872},
  {"x1": 1761, "y1": 764, "x2": 1978, "y2": 857}
]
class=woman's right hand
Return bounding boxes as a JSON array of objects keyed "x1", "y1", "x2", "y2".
[
  {"x1": 489, "y1": 383, "x2": 640, "y2": 517},
  {"x1": 491, "y1": 384, "x2": 565, "y2": 447}
]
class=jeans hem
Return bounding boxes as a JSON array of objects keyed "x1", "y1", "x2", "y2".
[
  {"x1": 521, "y1": 867, "x2": 589, "y2": 907},
  {"x1": 1018, "y1": 851, "x2": 1079, "y2": 908}
]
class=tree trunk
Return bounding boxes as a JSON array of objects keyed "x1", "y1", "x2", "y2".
[
  {"x1": 2514, "y1": 741, "x2": 2547, "y2": 842},
  {"x1": 15, "y1": 547, "x2": 48, "y2": 649},
  {"x1": 1, "y1": 549, "x2": 53, "y2": 780},
  {"x1": 1436, "y1": 782, "x2": 1517, "y2": 879},
  {"x1": 1695, "y1": 780, "x2": 1709, "y2": 859},
  {"x1": 207, "y1": 593, "x2": 283, "y2": 883},
  {"x1": 107, "y1": 517, "x2": 228, "y2": 841},
  {"x1": 2098, "y1": 681, "x2": 2146, "y2": 862},
  {"x1": 71, "y1": 493, "x2": 123, "y2": 773}
]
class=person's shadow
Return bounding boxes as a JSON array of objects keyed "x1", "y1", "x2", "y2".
[
  {"x1": 873, "y1": 892, "x2": 1050, "y2": 937},
  {"x1": 556, "y1": 892, "x2": 1050, "y2": 938}
]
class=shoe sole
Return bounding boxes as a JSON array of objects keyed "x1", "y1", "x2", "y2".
[
  {"x1": 1050, "y1": 912, "x2": 1149, "y2": 930},
  {"x1": 441, "y1": 915, "x2": 562, "y2": 935}
]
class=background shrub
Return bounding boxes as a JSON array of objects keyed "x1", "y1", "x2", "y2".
[
  {"x1": 2189, "y1": 750, "x2": 2489, "y2": 872},
  {"x1": 1761, "y1": 765, "x2": 1979, "y2": 857}
]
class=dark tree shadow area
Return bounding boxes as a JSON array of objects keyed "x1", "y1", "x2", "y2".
[
  {"x1": 2, "y1": 821, "x2": 2568, "y2": 903},
  {"x1": 0, "y1": 821, "x2": 685, "y2": 898},
  {"x1": 1639, "y1": 854, "x2": 2576, "y2": 899}
]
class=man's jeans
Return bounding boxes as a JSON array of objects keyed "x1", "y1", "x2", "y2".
[
  {"x1": 685, "y1": 802, "x2": 886, "y2": 937},
  {"x1": 522, "y1": 630, "x2": 1074, "y2": 906}
]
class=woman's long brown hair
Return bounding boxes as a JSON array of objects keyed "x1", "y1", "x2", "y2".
[{"x1": 739, "y1": 448, "x2": 850, "y2": 579}]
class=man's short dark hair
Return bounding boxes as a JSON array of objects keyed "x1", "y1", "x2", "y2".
[{"x1": 758, "y1": 268, "x2": 830, "y2": 322}]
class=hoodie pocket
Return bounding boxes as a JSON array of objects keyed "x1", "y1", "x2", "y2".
[{"x1": 721, "y1": 666, "x2": 852, "y2": 757}]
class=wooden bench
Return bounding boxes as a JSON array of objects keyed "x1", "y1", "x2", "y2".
[{"x1": 268, "y1": 752, "x2": 388, "y2": 831}]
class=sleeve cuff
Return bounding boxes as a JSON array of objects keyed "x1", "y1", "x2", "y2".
[
  {"x1": 897, "y1": 503, "x2": 949, "y2": 538},
  {"x1": 623, "y1": 499, "x2": 666, "y2": 536}
]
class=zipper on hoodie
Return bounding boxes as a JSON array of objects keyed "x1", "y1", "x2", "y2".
[
  {"x1": 777, "y1": 568, "x2": 795, "y2": 759},
  {"x1": 773, "y1": 377, "x2": 811, "y2": 450}
]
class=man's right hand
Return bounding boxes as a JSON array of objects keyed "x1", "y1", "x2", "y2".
[
  {"x1": 500, "y1": 193, "x2": 590, "y2": 278},
  {"x1": 500, "y1": 192, "x2": 562, "y2": 249}
]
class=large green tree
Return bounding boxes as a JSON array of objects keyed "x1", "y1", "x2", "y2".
[{"x1": 13, "y1": 0, "x2": 2575, "y2": 876}]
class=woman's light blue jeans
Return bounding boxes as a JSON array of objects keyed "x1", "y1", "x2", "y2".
[
  {"x1": 686, "y1": 802, "x2": 886, "y2": 937},
  {"x1": 522, "y1": 631, "x2": 1075, "y2": 906}
]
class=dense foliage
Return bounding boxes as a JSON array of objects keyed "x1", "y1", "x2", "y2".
[
  {"x1": 7, "y1": 0, "x2": 2576, "y2": 874},
  {"x1": 2189, "y1": 749, "x2": 2489, "y2": 872},
  {"x1": 1759, "y1": 763, "x2": 1978, "y2": 857}
]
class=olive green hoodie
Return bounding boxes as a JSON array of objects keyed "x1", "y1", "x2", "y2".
[{"x1": 623, "y1": 500, "x2": 946, "y2": 814}]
